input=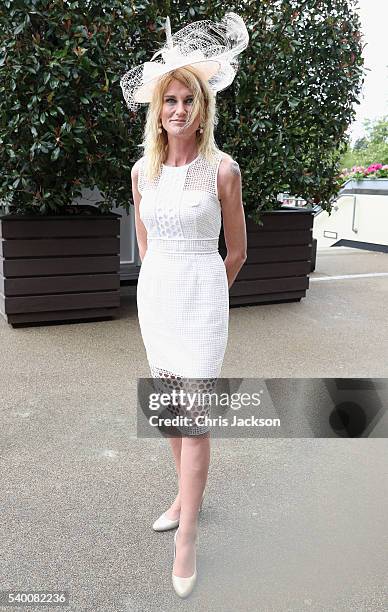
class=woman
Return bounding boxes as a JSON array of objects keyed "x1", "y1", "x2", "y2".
[{"x1": 121, "y1": 13, "x2": 248, "y2": 598}]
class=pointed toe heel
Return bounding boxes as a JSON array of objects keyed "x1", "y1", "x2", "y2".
[
  {"x1": 152, "y1": 512, "x2": 179, "y2": 532},
  {"x1": 172, "y1": 570, "x2": 197, "y2": 598},
  {"x1": 172, "y1": 528, "x2": 198, "y2": 598},
  {"x1": 153, "y1": 490, "x2": 205, "y2": 531}
]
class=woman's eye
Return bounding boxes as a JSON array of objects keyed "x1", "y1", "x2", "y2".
[{"x1": 166, "y1": 98, "x2": 193, "y2": 103}]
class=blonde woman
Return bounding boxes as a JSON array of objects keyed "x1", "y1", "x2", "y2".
[{"x1": 121, "y1": 13, "x2": 249, "y2": 598}]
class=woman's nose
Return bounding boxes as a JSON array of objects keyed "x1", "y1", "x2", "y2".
[{"x1": 175, "y1": 101, "x2": 186, "y2": 114}]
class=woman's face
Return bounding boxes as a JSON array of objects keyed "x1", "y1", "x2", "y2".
[{"x1": 160, "y1": 79, "x2": 201, "y2": 138}]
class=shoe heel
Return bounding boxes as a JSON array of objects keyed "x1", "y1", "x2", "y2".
[{"x1": 199, "y1": 491, "x2": 205, "y2": 513}]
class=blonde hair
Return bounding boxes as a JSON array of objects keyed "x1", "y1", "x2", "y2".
[{"x1": 140, "y1": 66, "x2": 221, "y2": 181}]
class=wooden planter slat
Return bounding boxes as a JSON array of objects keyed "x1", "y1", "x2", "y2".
[
  {"x1": 229, "y1": 290, "x2": 306, "y2": 307},
  {"x1": 230, "y1": 276, "x2": 309, "y2": 297},
  {"x1": 246, "y1": 229, "x2": 312, "y2": 247},
  {"x1": 1, "y1": 255, "x2": 120, "y2": 277},
  {"x1": 1, "y1": 290, "x2": 119, "y2": 314},
  {"x1": 2, "y1": 307, "x2": 117, "y2": 325},
  {"x1": 236, "y1": 261, "x2": 311, "y2": 280},
  {"x1": 245, "y1": 213, "x2": 312, "y2": 231},
  {"x1": 0, "y1": 218, "x2": 118, "y2": 239},
  {"x1": 0, "y1": 206, "x2": 121, "y2": 325},
  {"x1": 0, "y1": 237, "x2": 120, "y2": 258},
  {"x1": 1, "y1": 273, "x2": 119, "y2": 296},
  {"x1": 231, "y1": 245, "x2": 312, "y2": 264}
]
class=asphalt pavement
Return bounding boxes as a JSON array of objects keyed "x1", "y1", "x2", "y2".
[{"x1": 0, "y1": 245, "x2": 387, "y2": 611}]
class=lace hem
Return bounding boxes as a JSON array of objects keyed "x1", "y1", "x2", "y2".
[{"x1": 150, "y1": 365, "x2": 217, "y2": 436}]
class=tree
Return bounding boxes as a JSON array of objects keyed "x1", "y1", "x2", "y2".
[
  {"x1": 353, "y1": 137, "x2": 368, "y2": 151},
  {"x1": 340, "y1": 115, "x2": 388, "y2": 169}
]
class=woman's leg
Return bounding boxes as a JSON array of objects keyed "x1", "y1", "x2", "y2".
[
  {"x1": 164, "y1": 436, "x2": 183, "y2": 520},
  {"x1": 173, "y1": 432, "x2": 210, "y2": 577}
]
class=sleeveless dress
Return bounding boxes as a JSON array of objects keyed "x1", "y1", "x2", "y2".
[{"x1": 136, "y1": 151, "x2": 229, "y2": 435}]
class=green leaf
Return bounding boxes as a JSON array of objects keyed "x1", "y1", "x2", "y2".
[
  {"x1": 288, "y1": 98, "x2": 300, "y2": 108},
  {"x1": 13, "y1": 23, "x2": 25, "y2": 36},
  {"x1": 51, "y1": 147, "x2": 61, "y2": 161}
]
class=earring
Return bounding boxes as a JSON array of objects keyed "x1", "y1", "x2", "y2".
[
  {"x1": 199, "y1": 125, "x2": 204, "y2": 134},
  {"x1": 158, "y1": 122, "x2": 163, "y2": 134}
]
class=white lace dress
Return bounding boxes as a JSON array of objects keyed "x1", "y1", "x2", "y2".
[{"x1": 137, "y1": 151, "x2": 229, "y2": 435}]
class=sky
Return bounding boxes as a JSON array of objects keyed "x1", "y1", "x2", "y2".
[{"x1": 347, "y1": 0, "x2": 388, "y2": 144}]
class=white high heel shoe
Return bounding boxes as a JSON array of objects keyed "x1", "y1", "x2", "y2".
[
  {"x1": 172, "y1": 527, "x2": 198, "y2": 598},
  {"x1": 152, "y1": 491, "x2": 205, "y2": 532}
]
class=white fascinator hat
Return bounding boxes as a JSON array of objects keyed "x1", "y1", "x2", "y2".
[{"x1": 120, "y1": 12, "x2": 249, "y2": 111}]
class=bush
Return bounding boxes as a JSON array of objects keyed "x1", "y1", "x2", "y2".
[
  {"x1": 0, "y1": 0, "x2": 139, "y2": 215},
  {"x1": 0, "y1": 0, "x2": 365, "y2": 222},
  {"x1": 203, "y1": 0, "x2": 366, "y2": 222}
]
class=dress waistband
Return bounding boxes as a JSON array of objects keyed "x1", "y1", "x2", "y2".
[{"x1": 147, "y1": 238, "x2": 219, "y2": 253}]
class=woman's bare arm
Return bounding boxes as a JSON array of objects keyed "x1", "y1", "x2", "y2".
[
  {"x1": 131, "y1": 159, "x2": 148, "y2": 262},
  {"x1": 218, "y1": 155, "x2": 247, "y2": 288}
]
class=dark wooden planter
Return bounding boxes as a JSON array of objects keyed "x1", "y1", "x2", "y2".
[
  {"x1": 219, "y1": 207, "x2": 314, "y2": 307},
  {"x1": 0, "y1": 205, "x2": 121, "y2": 326}
]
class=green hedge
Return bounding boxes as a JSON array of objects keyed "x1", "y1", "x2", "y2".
[{"x1": 0, "y1": 0, "x2": 365, "y2": 222}]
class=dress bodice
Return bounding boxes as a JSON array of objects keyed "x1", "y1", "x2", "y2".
[{"x1": 137, "y1": 152, "x2": 224, "y2": 240}]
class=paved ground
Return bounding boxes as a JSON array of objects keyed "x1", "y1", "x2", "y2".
[{"x1": 0, "y1": 246, "x2": 387, "y2": 611}]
